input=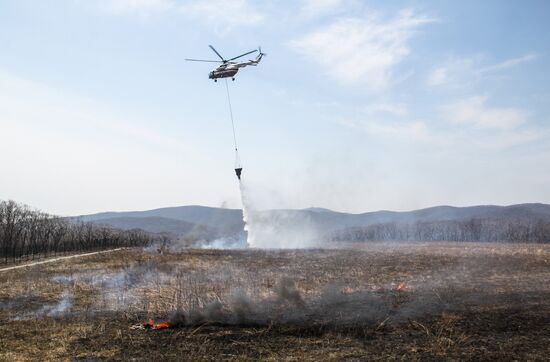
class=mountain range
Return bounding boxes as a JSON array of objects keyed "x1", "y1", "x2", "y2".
[{"x1": 75, "y1": 203, "x2": 550, "y2": 240}]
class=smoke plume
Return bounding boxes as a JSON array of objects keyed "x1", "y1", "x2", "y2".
[{"x1": 239, "y1": 180, "x2": 321, "y2": 248}]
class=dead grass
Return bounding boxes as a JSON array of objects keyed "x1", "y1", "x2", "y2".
[{"x1": 0, "y1": 242, "x2": 549, "y2": 361}]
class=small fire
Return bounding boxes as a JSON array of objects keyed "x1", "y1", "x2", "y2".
[
  {"x1": 141, "y1": 319, "x2": 173, "y2": 330},
  {"x1": 154, "y1": 322, "x2": 173, "y2": 330},
  {"x1": 396, "y1": 282, "x2": 408, "y2": 291}
]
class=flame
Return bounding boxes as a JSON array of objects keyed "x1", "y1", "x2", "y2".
[
  {"x1": 396, "y1": 282, "x2": 408, "y2": 291},
  {"x1": 154, "y1": 322, "x2": 173, "y2": 330},
  {"x1": 141, "y1": 319, "x2": 173, "y2": 330}
]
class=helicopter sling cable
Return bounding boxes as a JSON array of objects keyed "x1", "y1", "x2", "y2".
[{"x1": 224, "y1": 78, "x2": 243, "y2": 181}]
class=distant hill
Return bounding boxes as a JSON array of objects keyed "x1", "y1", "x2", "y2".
[
  {"x1": 92, "y1": 216, "x2": 202, "y2": 235},
  {"x1": 248, "y1": 203, "x2": 550, "y2": 233},
  {"x1": 77, "y1": 205, "x2": 243, "y2": 227},
  {"x1": 76, "y1": 205, "x2": 243, "y2": 236},
  {"x1": 75, "y1": 203, "x2": 550, "y2": 242}
]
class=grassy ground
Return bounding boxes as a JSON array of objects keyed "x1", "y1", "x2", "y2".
[{"x1": 0, "y1": 242, "x2": 549, "y2": 361}]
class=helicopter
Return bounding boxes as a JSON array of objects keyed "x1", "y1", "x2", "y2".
[{"x1": 185, "y1": 45, "x2": 265, "y2": 81}]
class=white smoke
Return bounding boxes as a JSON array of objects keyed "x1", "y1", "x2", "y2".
[
  {"x1": 39, "y1": 290, "x2": 73, "y2": 317},
  {"x1": 11, "y1": 289, "x2": 73, "y2": 320},
  {"x1": 239, "y1": 180, "x2": 253, "y2": 247},
  {"x1": 202, "y1": 236, "x2": 246, "y2": 249},
  {"x1": 239, "y1": 180, "x2": 321, "y2": 248}
]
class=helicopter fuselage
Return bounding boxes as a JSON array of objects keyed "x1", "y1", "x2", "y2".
[
  {"x1": 209, "y1": 63, "x2": 239, "y2": 80},
  {"x1": 186, "y1": 46, "x2": 264, "y2": 81}
]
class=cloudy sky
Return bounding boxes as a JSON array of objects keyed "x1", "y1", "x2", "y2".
[{"x1": 1, "y1": 0, "x2": 549, "y2": 215}]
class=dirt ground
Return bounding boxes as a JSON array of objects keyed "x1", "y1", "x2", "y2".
[{"x1": 0, "y1": 242, "x2": 549, "y2": 361}]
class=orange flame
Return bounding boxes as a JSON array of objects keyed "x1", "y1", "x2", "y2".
[
  {"x1": 141, "y1": 319, "x2": 173, "y2": 330},
  {"x1": 154, "y1": 322, "x2": 173, "y2": 330},
  {"x1": 396, "y1": 282, "x2": 408, "y2": 291}
]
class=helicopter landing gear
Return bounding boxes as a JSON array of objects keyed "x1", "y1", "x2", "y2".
[
  {"x1": 232, "y1": 77, "x2": 235, "y2": 81},
  {"x1": 214, "y1": 79, "x2": 217, "y2": 82}
]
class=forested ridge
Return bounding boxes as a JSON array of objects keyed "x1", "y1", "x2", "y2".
[
  {"x1": 0, "y1": 200, "x2": 151, "y2": 263},
  {"x1": 330, "y1": 218, "x2": 550, "y2": 243}
]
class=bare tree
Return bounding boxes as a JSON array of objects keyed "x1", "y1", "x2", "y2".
[{"x1": 0, "y1": 200, "x2": 152, "y2": 264}]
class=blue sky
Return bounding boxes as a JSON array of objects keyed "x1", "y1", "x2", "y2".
[{"x1": 1, "y1": 0, "x2": 549, "y2": 215}]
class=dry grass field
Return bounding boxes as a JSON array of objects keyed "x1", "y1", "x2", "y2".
[{"x1": 0, "y1": 242, "x2": 549, "y2": 361}]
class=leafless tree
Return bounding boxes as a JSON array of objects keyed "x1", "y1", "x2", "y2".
[
  {"x1": 0, "y1": 200, "x2": 153, "y2": 264},
  {"x1": 330, "y1": 217, "x2": 550, "y2": 243}
]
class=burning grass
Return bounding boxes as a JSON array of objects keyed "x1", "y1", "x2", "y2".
[{"x1": 0, "y1": 242, "x2": 549, "y2": 360}]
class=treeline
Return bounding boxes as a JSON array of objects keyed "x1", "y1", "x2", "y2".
[
  {"x1": 0, "y1": 200, "x2": 152, "y2": 263},
  {"x1": 329, "y1": 218, "x2": 550, "y2": 243}
]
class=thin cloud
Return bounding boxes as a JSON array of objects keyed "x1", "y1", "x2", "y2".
[
  {"x1": 340, "y1": 116, "x2": 545, "y2": 151},
  {"x1": 339, "y1": 118, "x2": 439, "y2": 145},
  {"x1": 442, "y1": 95, "x2": 527, "y2": 130},
  {"x1": 478, "y1": 53, "x2": 538, "y2": 74},
  {"x1": 364, "y1": 102, "x2": 408, "y2": 116},
  {"x1": 98, "y1": 0, "x2": 174, "y2": 14},
  {"x1": 428, "y1": 53, "x2": 537, "y2": 87},
  {"x1": 180, "y1": 0, "x2": 264, "y2": 32},
  {"x1": 290, "y1": 8, "x2": 435, "y2": 87},
  {"x1": 95, "y1": 0, "x2": 264, "y2": 31},
  {"x1": 338, "y1": 94, "x2": 545, "y2": 150},
  {"x1": 300, "y1": 0, "x2": 344, "y2": 18},
  {"x1": 427, "y1": 57, "x2": 476, "y2": 86}
]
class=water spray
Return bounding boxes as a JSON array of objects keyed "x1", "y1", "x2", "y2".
[{"x1": 223, "y1": 78, "x2": 253, "y2": 247}]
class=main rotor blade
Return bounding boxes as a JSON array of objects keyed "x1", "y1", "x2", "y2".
[
  {"x1": 185, "y1": 58, "x2": 223, "y2": 63},
  {"x1": 209, "y1": 45, "x2": 225, "y2": 61},
  {"x1": 228, "y1": 49, "x2": 258, "y2": 61}
]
